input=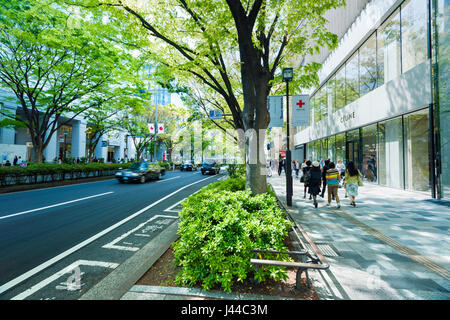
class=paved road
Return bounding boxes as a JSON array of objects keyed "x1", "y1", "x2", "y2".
[{"x1": 0, "y1": 170, "x2": 221, "y2": 300}]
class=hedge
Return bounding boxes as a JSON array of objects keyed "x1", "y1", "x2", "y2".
[
  {"x1": 0, "y1": 162, "x2": 131, "y2": 186},
  {"x1": 173, "y1": 177, "x2": 293, "y2": 292}
]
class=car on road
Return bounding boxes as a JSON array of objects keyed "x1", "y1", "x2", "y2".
[
  {"x1": 201, "y1": 160, "x2": 220, "y2": 175},
  {"x1": 116, "y1": 162, "x2": 166, "y2": 184},
  {"x1": 180, "y1": 160, "x2": 197, "y2": 171}
]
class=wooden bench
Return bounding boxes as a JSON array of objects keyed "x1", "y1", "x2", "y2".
[{"x1": 250, "y1": 248, "x2": 329, "y2": 289}]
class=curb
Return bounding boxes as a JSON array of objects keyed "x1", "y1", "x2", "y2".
[
  {"x1": 79, "y1": 221, "x2": 180, "y2": 300},
  {"x1": 123, "y1": 285, "x2": 297, "y2": 300}
]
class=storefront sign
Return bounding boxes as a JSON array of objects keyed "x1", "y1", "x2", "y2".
[{"x1": 340, "y1": 111, "x2": 356, "y2": 123}]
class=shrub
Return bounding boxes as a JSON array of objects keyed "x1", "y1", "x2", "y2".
[
  {"x1": 226, "y1": 162, "x2": 246, "y2": 178},
  {"x1": 173, "y1": 178, "x2": 293, "y2": 292},
  {"x1": 0, "y1": 162, "x2": 131, "y2": 186}
]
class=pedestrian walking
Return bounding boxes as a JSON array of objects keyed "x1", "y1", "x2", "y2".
[
  {"x1": 13, "y1": 155, "x2": 18, "y2": 166},
  {"x1": 344, "y1": 161, "x2": 363, "y2": 207},
  {"x1": 278, "y1": 158, "x2": 285, "y2": 176},
  {"x1": 301, "y1": 160, "x2": 312, "y2": 199},
  {"x1": 320, "y1": 159, "x2": 330, "y2": 198},
  {"x1": 326, "y1": 162, "x2": 341, "y2": 208},
  {"x1": 295, "y1": 160, "x2": 300, "y2": 179},
  {"x1": 336, "y1": 159, "x2": 345, "y2": 182},
  {"x1": 306, "y1": 161, "x2": 322, "y2": 208}
]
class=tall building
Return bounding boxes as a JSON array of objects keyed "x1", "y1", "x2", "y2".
[{"x1": 293, "y1": 0, "x2": 449, "y2": 199}]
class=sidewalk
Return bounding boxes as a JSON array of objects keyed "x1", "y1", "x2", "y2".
[{"x1": 268, "y1": 174, "x2": 450, "y2": 300}]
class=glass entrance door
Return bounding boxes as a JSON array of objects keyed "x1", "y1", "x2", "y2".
[{"x1": 346, "y1": 140, "x2": 359, "y2": 166}]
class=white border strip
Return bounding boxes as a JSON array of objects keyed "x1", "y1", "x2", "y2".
[{"x1": 0, "y1": 175, "x2": 216, "y2": 296}]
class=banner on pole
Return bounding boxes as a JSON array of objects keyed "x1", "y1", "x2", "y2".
[
  {"x1": 291, "y1": 95, "x2": 310, "y2": 127},
  {"x1": 267, "y1": 95, "x2": 283, "y2": 128},
  {"x1": 148, "y1": 123, "x2": 155, "y2": 134}
]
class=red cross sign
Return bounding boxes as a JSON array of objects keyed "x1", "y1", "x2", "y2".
[{"x1": 296, "y1": 99, "x2": 306, "y2": 109}]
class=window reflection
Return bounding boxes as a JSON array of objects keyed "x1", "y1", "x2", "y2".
[
  {"x1": 377, "y1": 9, "x2": 401, "y2": 86},
  {"x1": 359, "y1": 32, "x2": 377, "y2": 96},
  {"x1": 401, "y1": 0, "x2": 428, "y2": 73},
  {"x1": 345, "y1": 51, "x2": 359, "y2": 104},
  {"x1": 335, "y1": 65, "x2": 346, "y2": 111}
]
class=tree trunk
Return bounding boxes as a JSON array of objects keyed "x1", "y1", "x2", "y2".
[{"x1": 242, "y1": 75, "x2": 270, "y2": 195}]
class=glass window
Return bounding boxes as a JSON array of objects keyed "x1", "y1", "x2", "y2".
[
  {"x1": 378, "y1": 117, "x2": 404, "y2": 189},
  {"x1": 404, "y1": 109, "x2": 430, "y2": 191},
  {"x1": 361, "y1": 124, "x2": 378, "y2": 182},
  {"x1": 315, "y1": 86, "x2": 327, "y2": 123},
  {"x1": 328, "y1": 135, "x2": 335, "y2": 161},
  {"x1": 377, "y1": 9, "x2": 401, "y2": 86},
  {"x1": 345, "y1": 51, "x2": 359, "y2": 105},
  {"x1": 359, "y1": 32, "x2": 377, "y2": 96},
  {"x1": 310, "y1": 95, "x2": 315, "y2": 124},
  {"x1": 327, "y1": 76, "x2": 336, "y2": 114},
  {"x1": 313, "y1": 140, "x2": 321, "y2": 161},
  {"x1": 306, "y1": 142, "x2": 314, "y2": 161},
  {"x1": 401, "y1": 0, "x2": 428, "y2": 73},
  {"x1": 437, "y1": 0, "x2": 450, "y2": 199},
  {"x1": 335, "y1": 133, "x2": 345, "y2": 164},
  {"x1": 320, "y1": 138, "x2": 328, "y2": 160},
  {"x1": 335, "y1": 65, "x2": 346, "y2": 111}
]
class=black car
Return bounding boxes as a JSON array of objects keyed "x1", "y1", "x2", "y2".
[
  {"x1": 201, "y1": 161, "x2": 219, "y2": 175},
  {"x1": 180, "y1": 160, "x2": 197, "y2": 171},
  {"x1": 116, "y1": 162, "x2": 165, "y2": 184}
]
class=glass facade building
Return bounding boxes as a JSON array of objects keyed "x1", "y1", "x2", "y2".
[{"x1": 295, "y1": 0, "x2": 449, "y2": 199}]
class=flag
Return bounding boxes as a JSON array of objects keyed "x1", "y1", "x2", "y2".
[
  {"x1": 158, "y1": 123, "x2": 164, "y2": 134},
  {"x1": 291, "y1": 95, "x2": 310, "y2": 127},
  {"x1": 148, "y1": 124, "x2": 155, "y2": 134},
  {"x1": 267, "y1": 96, "x2": 283, "y2": 128}
]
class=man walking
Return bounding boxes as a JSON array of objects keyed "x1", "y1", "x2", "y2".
[{"x1": 321, "y1": 159, "x2": 330, "y2": 198}]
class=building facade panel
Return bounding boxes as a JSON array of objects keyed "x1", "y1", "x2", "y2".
[{"x1": 294, "y1": 0, "x2": 448, "y2": 199}]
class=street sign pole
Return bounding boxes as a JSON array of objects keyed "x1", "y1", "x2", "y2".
[
  {"x1": 154, "y1": 104, "x2": 157, "y2": 162},
  {"x1": 282, "y1": 68, "x2": 293, "y2": 207}
]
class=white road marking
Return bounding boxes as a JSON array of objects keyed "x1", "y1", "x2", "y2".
[
  {"x1": 0, "y1": 175, "x2": 216, "y2": 296},
  {"x1": 156, "y1": 176, "x2": 180, "y2": 183},
  {"x1": 11, "y1": 260, "x2": 119, "y2": 300},
  {"x1": 163, "y1": 198, "x2": 186, "y2": 213},
  {"x1": 0, "y1": 192, "x2": 114, "y2": 221},
  {"x1": 102, "y1": 215, "x2": 177, "y2": 252}
]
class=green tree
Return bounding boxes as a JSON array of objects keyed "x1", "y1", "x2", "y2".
[
  {"x1": 0, "y1": 0, "x2": 132, "y2": 162},
  {"x1": 72, "y1": 0, "x2": 344, "y2": 194}
]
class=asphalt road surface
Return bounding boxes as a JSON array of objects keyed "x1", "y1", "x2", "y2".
[{"x1": 0, "y1": 170, "x2": 221, "y2": 300}]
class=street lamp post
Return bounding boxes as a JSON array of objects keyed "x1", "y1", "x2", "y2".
[{"x1": 282, "y1": 68, "x2": 293, "y2": 206}]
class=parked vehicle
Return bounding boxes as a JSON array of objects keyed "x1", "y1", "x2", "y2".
[
  {"x1": 180, "y1": 160, "x2": 197, "y2": 171},
  {"x1": 201, "y1": 160, "x2": 219, "y2": 175},
  {"x1": 116, "y1": 162, "x2": 165, "y2": 183}
]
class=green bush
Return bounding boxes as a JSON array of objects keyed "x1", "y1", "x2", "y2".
[
  {"x1": 226, "y1": 162, "x2": 246, "y2": 178},
  {"x1": 173, "y1": 177, "x2": 293, "y2": 292},
  {"x1": 0, "y1": 162, "x2": 131, "y2": 186},
  {"x1": 158, "y1": 161, "x2": 170, "y2": 170}
]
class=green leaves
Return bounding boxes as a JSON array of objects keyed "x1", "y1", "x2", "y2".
[{"x1": 173, "y1": 177, "x2": 293, "y2": 292}]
